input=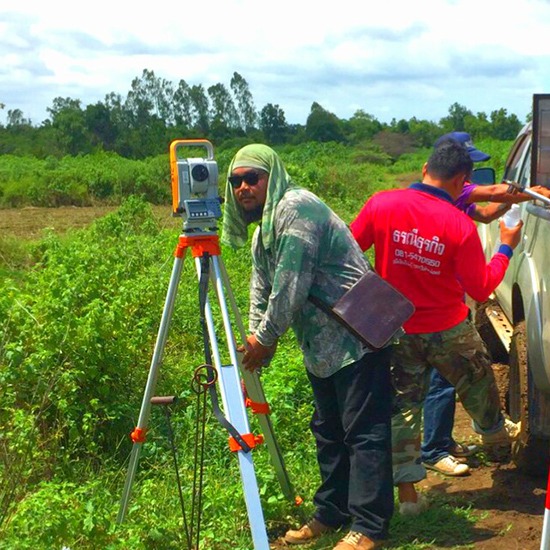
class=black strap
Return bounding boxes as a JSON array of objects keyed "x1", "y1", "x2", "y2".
[{"x1": 307, "y1": 293, "x2": 334, "y2": 316}]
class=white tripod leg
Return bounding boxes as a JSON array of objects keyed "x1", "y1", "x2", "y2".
[
  {"x1": 197, "y1": 255, "x2": 270, "y2": 550},
  {"x1": 117, "y1": 248, "x2": 186, "y2": 523},
  {"x1": 215, "y1": 256, "x2": 298, "y2": 503}
]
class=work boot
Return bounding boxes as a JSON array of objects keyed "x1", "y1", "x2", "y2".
[
  {"x1": 424, "y1": 455, "x2": 470, "y2": 476},
  {"x1": 333, "y1": 530, "x2": 386, "y2": 549},
  {"x1": 481, "y1": 419, "x2": 521, "y2": 446},
  {"x1": 284, "y1": 518, "x2": 336, "y2": 544}
]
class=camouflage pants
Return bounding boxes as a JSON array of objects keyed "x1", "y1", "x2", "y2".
[{"x1": 391, "y1": 318, "x2": 504, "y2": 484}]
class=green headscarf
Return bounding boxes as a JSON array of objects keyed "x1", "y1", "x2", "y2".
[{"x1": 221, "y1": 144, "x2": 296, "y2": 250}]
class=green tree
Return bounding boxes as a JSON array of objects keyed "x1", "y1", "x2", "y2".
[
  {"x1": 103, "y1": 92, "x2": 133, "y2": 157},
  {"x1": 84, "y1": 102, "x2": 118, "y2": 151},
  {"x1": 407, "y1": 117, "x2": 440, "y2": 148},
  {"x1": 389, "y1": 118, "x2": 410, "y2": 134},
  {"x1": 173, "y1": 79, "x2": 193, "y2": 131},
  {"x1": 208, "y1": 82, "x2": 240, "y2": 141},
  {"x1": 189, "y1": 84, "x2": 210, "y2": 135},
  {"x1": 122, "y1": 70, "x2": 173, "y2": 157},
  {"x1": 125, "y1": 69, "x2": 175, "y2": 126},
  {"x1": 0, "y1": 108, "x2": 36, "y2": 155},
  {"x1": 490, "y1": 108, "x2": 522, "y2": 140},
  {"x1": 305, "y1": 102, "x2": 345, "y2": 143},
  {"x1": 6, "y1": 109, "x2": 31, "y2": 129},
  {"x1": 439, "y1": 102, "x2": 473, "y2": 133},
  {"x1": 463, "y1": 112, "x2": 491, "y2": 140},
  {"x1": 344, "y1": 110, "x2": 382, "y2": 143},
  {"x1": 259, "y1": 103, "x2": 288, "y2": 145},
  {"x1": 230, "y1": 72, "x2": 257, "y2": 131},
  {"x1": 47, "y1": 97, "x2": 91, "y2": 156}
]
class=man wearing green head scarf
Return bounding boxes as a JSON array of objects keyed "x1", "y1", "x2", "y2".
[{"x1": 222, "y1": 144, "x2": 393, "y2": 550}]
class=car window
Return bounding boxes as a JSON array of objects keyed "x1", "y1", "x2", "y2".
[{"x1": 504, "y1": 133, "x2": 530, "y2": 183}]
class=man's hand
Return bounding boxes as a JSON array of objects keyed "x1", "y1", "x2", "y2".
[
  {"x1": 238, "y1": 334, "x2": 278, "y2": 372},
  {"x1": 499, "y1": 219, "x2": 523, "y2": 250},
  {"x1": 531, "y1": 185, "x2": 550, "y2": 199}
]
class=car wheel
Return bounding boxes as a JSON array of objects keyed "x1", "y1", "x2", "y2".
[{"x1": 508, "y1": 320, "x2": 550, "y2": 477}]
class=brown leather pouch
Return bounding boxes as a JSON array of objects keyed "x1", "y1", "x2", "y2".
[{"x1": 309, "y1": 270, "x2": 415, "y2": 350}]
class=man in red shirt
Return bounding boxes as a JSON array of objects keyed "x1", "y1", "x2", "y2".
[{"x1": 350, "y1": 140, "x2": 522, "y2": 514}]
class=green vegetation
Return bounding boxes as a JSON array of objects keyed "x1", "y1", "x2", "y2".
[
  {"x1": 1, "y1": 69, "x2": 524, "y2": 160},
  {"x1": 0, "y1": 141, "x2": 513, "y2": 549},
  {"x1": 0, "y1": 141, "x2": 414, "y2": 210},
  {"x1": 0, "y1": 138, "x2": 513, "y2": 211}
]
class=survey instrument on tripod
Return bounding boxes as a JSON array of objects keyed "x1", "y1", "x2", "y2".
[{"x1": 117, "y1": 139, "x2": 298, "y2": 550}]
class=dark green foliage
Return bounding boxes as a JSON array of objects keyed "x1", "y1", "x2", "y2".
[
  {"x1": 0, "y1": 152, "x2": 171, "y2": 207},
  {"x1": 259, "y1": 103, "x2": 288, "y2": 145},
  {"x1": 305, "y1": 102, "x2": 346, "y2": 143}
]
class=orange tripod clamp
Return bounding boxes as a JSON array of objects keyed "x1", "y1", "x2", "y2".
[
  {"x1": 175, "y1": 234, "x2": 221, "y2": 259},
  {"x1": 228, "y1": 433, "x2": 264, "y2": 453}
]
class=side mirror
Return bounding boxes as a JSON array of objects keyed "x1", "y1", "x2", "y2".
[{"x1": 471, "y1": 167, "x2": 496, "y2": 185}]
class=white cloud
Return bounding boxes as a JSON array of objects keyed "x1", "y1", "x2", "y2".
[{"x1": 2, "y1": 0, "x2": 550, "y2": 126}]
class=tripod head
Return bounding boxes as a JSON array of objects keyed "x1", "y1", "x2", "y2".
[{"x1": 170, "y1": 139, "x2": 223, "y2": 233}]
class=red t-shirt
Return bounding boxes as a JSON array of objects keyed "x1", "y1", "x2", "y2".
[{"x1": 350, "y1": 184, "x2": 510, "y2": 334}]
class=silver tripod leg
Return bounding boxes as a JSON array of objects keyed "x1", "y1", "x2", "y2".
[
  {"x1": 117, "y1": 242, "x2": 275, "y2": 548},
  {"x1": 216, "y1": 256, "x2": 297, "y2": 503},
  {"x1": 117, "y1": 248, "x2": 186, "y2": 524},
  {"x1": 199, "y1": 255, "x2": 270, "y2": 549}
]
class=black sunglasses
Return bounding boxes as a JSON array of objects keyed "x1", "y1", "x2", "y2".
[{"x1": 228, "y1": 171, "x2": 262, "y2": 189}]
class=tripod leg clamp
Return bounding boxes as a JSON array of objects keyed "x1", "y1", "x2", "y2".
[
  {"x1": 228, "y1": 433, "x2": 264, "y2": 453},
  {"x1": 130, "y1": 427, "x2": 148, "y2": 443},
  {"x1": 245, "y1": 397, "x2": 271, "y2": 415}
]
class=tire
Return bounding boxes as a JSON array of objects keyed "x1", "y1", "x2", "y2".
[{"x1": 508, "y1": 320, "x2": 550, "y2": 477}]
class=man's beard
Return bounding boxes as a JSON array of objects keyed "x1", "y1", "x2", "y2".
[{"x1": 243, "y1": 205, "x2": 264, "y2": 224}]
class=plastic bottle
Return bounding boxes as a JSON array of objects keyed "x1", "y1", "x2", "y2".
[
  {"x1": 502, "y1": 204, "x2": 521, "y2": 228},
  {"x1": 494, "y1": 204, "x2": 521, "y2": 254}
]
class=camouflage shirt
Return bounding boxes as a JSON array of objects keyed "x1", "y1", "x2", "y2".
[{"x1": 249, "y1": 187, "x2": 372, "y2": 378}]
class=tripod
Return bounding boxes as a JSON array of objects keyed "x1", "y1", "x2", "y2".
[{"x1": 117, "y1": 229, "x2": 297, "y2": 549}]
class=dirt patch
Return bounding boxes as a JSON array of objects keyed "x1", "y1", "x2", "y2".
[
  {"x1": 0, "y1": 205, "x2": 116, "y2": 240},
  {"x1": 418, "y1": 398, "x2": 547, "y2": 549},
  {"x1": 0, "y1": 204, "x2": 179, "y2": 240},
  {"x1": 412, "y1": 353, "x2": 547, "y2": 550}
]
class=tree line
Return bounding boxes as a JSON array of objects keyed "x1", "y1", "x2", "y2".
[{"x1": 0, "y1": 69, "x2": 524, "y2": 160}]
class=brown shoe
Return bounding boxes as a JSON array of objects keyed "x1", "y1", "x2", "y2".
[
  {"x1": 284, "y1": 518, "x2": 336, "y2": 544},
  {"x1": 450, "y1": 442, "x2": 478, "y2": 458},
  {"x1": 333, "y1": 530, "x2": 386, "y2": 549}
]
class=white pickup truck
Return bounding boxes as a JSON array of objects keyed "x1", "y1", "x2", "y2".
[{"x1": 476, "y1": 94, "x2": 550, "y2": 477}]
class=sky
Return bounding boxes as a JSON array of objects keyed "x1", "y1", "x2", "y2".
[{"x1": 2, "y1": 0, "x2": 550, "y2": 127}]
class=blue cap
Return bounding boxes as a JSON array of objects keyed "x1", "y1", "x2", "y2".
[{"x1": 434, "y1": 131, "x2": 491, "y2": 162}]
